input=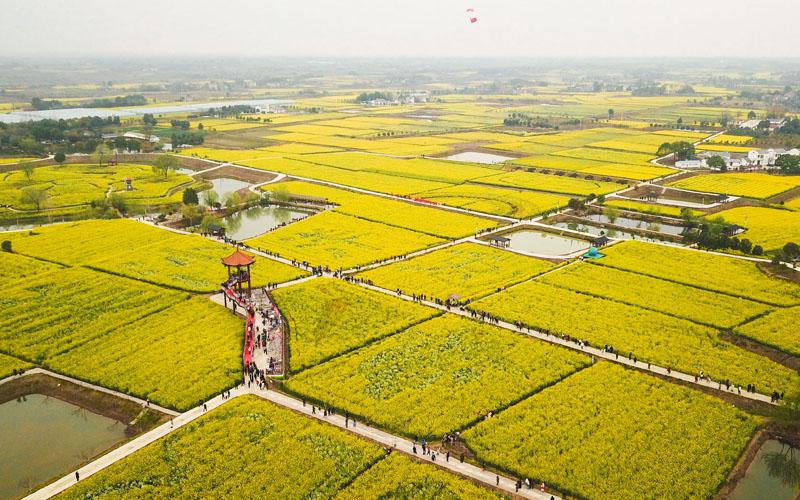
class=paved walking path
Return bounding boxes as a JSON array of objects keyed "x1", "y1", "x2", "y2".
[
  {"x1": 1, "y1": 368, "x2": 179, "y2": 417},
  {"x1": 26, "y1": 385, "x2": 556, "y2": 500},
  {"x1": 349, "y1": 279, "x2": 777, "y2": 406}
]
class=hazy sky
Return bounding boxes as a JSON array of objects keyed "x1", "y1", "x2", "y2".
[{"x1": 2, "y1": 0, "x2": 799, "y2": 58}]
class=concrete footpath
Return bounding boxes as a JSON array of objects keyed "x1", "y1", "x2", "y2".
[{"x1": 26, "y1": 386, "x2": 557, "y2": 500}]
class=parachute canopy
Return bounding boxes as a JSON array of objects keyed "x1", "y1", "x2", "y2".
[{"x1": 466, "y1": 8, "x2": 477, "y2": 24}]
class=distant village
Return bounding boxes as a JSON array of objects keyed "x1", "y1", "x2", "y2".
[{"x1": 676, "y1": 118, "x2": 800, "y2": 171}]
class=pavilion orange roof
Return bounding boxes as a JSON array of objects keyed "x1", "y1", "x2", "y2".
[{"x1": 221, "y1": 249, "x2": 256, "y2": 267}]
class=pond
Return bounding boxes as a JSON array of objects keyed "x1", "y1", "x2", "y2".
[
  {"x1": 504, "y1": 229, "x2": 591, "y2": 257},
  {"x1": 203, "y1": 177, "x2": 252, "y2": 201},
  {"x1": 550, "y1": 222, "x2": 663, "y2": 243},
  {"x1": 0, "y1": 394, "x2": 127, "y2": 499},
  {"x1": 176, "y1": 168, "x2": 196, "y2": 176},
  {"x1": 444, "y1": 151, "x2": 513, "y2": 164},
  {"x1": 731, "y1": 440, "x2": 799, "y2": 500},
  {"x1": 222, "y1": 205, "x2": 314, "y2": 240},
  {"x1": 585, "y1": 214, "x2": 685, "y2": 235}
]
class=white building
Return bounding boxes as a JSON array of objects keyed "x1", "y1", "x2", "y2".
[
  {"x1": 123, "y1": 132, "x2": 160, "y2": 143},
  {"x1": 676, "y1": 159, "x2": 706, "y2": 169}
]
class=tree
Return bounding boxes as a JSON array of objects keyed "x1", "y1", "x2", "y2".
[
  {"x1": 784, "y1": 242, "x2": 800, "y2": 262},
  {"x1": 776, "y1": 155, "x2": 800, "y2": 175},
  {"x1": 740, "y1": 238, "x2": 753, "y2": 254},
  {"x1": 152, "y1": 154, "x2": 178, "y2": 178},
  {"x1": 607, "y1": 108, "x2": 615, "y2": 120},
  {"x1": 142, "y1": 113, "x2": 157, "y2": 126},
  {"x1": 672, "y1": 141, "x2": 695, "y2": 161},
  {"x1": 748, "y1": 110, "x2": 757, "y2": 120},
  {"x1": 270, "y1": 185, "x2": 291, "y2": 203},
  {"x1": 706, "y1": 155, "x2": 727, "y2": 171},
  {"x1": 20, "y1": 186, "x2": 50, "y2": 211},
  {"x1": 1, "y1": 240, "x2": 11, "y2": 252},
  {"x1": 93, "y1": 144, "x2": 111, "y2": 166},
  {"x1": 752, "y1": 245, "x2": 764, "y2": 256},
  {"x1": 677, "y1": 117, "x2": 683, "y2": 126},
  {"x1": 200, "y1": 214, "x2": 223, "y2": 233},
  {"x1": 183, "y1": 187, "x2": 199, "y2": 205},
  {"x1": 203, "y1": 189, "x2": 220, "y2": 208},
  {"x1": 605, "y1": 206, "x2": 620, "y2": 224},
  {"x1": 223, "y1": 191, "x2": 242, "y2": 210},
  {"x1": 181, "y1": 203, "x2": 203, "y2": 226},
  {"x1": 20, "y1": 161, "x2": 35, "y2": 182},
  {"x1": 54, "y1": 151, "x2": 66, "y2": 164}
]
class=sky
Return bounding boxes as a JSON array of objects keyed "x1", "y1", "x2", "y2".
[{"x1": 1, "y1": 0, "x2": 799, "y2": 59}]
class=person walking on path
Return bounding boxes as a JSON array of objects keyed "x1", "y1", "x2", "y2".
[{"x1": 75, "y1": 471, "x2": 79, "y2": 482}]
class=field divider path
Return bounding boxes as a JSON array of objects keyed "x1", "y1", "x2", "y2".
[
  {"x1": 349, "y1": 279, "x2": 777, "y2": 406},
  {"x1": 1, "y1": 367, "x2": 179, "y2": 417},
  {"x1": 26, "y1": 384, "x2": 557, "y2": 500},
  {"x1": 175, "y1": 154, "x2": 519, "y2": 224}
]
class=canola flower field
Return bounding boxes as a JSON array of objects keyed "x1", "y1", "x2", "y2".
[
  {"x1": 245, "y1": 211, "x2": 445, "y2": 270},
  {"x1": 285, "y1": 315, "x2": 590, "y2": 437},
  {"x1": 272, "y1": 278, "x2": 437, "y2": 372},
  {"x1": 463, "y1": 363, "x2": 757, "y2": 500},
  {"x1": 668, "y1": 172, "x2": 800, "y2": 199},
  {"x1": 714, "y1": 206, "x2": 800, "y2": 251},
  {"x1": 8, "y1": 219, "x2": 307, "y2": 292},
  {"x1": 357, "y1": 242, "x2": 553, "y2": 302}
]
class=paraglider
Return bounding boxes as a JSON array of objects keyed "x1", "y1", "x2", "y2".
[{"x1": 466, "y1": 8, "x2": 478, "y2": 24}]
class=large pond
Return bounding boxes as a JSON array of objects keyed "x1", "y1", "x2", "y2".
[
  {"x1": 731, "y1": 440, "x2": 799, "y2": 500},
  {"x1": 0, "y1": 394, "x2": 127, "y2": 499},
  {"x1": 444, "y1": 151, "x2": 513, "y2": 164},
  {"x1": 551, "y1": 222, "x2": 663, "y2": 243},
  {"x1": 504, "y1": 229, "x2": 591, "y2": 257},
  {"x1": 204, "y1": 177, "x2": 252, "y2": 201},
  {"x1": 585, "y1": 214, "x2": 685, "y2": 235},
  {"x1": 222, "y1": 205, "x2": 314, "y2": 240}
]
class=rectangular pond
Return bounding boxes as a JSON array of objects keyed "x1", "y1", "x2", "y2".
[
  {"x1": 222, "y1": 205, "x2": 315, "y2": 240},
  {"x1": 503, "y1": 229, "x2": 592, "y2": 257},
  {"x1": 585, "y1": 214, "x2": 686, "y2": 235},
  {"x1": 731, "y1": 440, "x2": 799, "y2": 500},
  {"x1": 0, "y1": 394, "x2": 127, "y2": 499},
  {"x1": 204, "y1": 177, "x2": 252, "y2": 201},
  {"x1": 550, "y1": 221, "x2": 664, "y2": 243},
  {"x1": 444, "y1": 151, "x2": 514, "y2": 164}
]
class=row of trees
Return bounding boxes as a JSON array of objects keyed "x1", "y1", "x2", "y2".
[{"x1": 657, "y1": 141, "x2": 696, "y2": 161}]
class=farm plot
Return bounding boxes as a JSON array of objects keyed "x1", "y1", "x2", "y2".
[
  {"x1": 463, "y1": 363, "x2": 756, "y2": 500},
  {"x1": 180, "y1": 147, "x2": 275, "y2": 163},
  {"x1": 597, "y1": 240, "x2": 800, "y2": 306},
  {"x1": 539, "y1": 262, "x2": 772, "y2": 328},
  {"x1": 0, "y1": 250, "x2": 62, "y2": 282},
  {"x1": 267, "y1": 181, "x2": 498, "y2": 238},
  {"x1": 9, "y1": 219, "x2": 308, "y2": 292},
  {"x1": 0, "y1": 163, "x2": 193, "y2": 210},
  {"x1": 415, "y1": 183, "x2": 572, "y2": 218},
  {"x1": 512, "y1": 154, "x2": 669, "y2": 181},
  {"x1": 358, "y1": 242, "x2": 553, "y2": 302},
  {"x1": 470, "y1": 279, "x2": 799, "y2": 394},
  {"x1": 713, "y1": 206, "x2": 800, "y2": 251},
  {"x1": 48, "y1": 297, "x2": 242, "y2": 411},
  {"x1": 737, "y1": 307, "x2": 800, "y2": 356},
  {"x1": 667, "y1": 172, "x2": 800, "y2": 199},
  {"x1": 0, "y1": 267, "x2": 183, "y2": 361},
  {"x1": 272, "y1": 278, "x2": 437, "y2": 372},
  {"x1": 696, "y1": 144, "x2": 754, "y2": 153},
  {"x1": 245, "y1": 211, "x2": 444, "y2": 270},
  {"x1": 603, "y1": 198, "x2": 689, "y2": 217},
  {"x1": 0, "y1": 353, "x2": 32, "y2": 379},
  {"x1": 60, "y1": 396, "x2": 385, "y2": 499},
  {"x1": 337, "y1": 453, "x2": 502, "y2": 499},
  {"x1": 478, "y1": 170, "x2": 622, "y2": 196},
  {"x1": 284, "y1": 315, "x2": 589, "y2": 437},
  {"x1": 242, "y1": 157, "x2": 451, "y2": 195},
  {"x1": 293, "y1": 152, "x2": 501, "y2": 184},
  {"x1": 552, "y1": 147, "x2": 655, "y2": 166}
]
